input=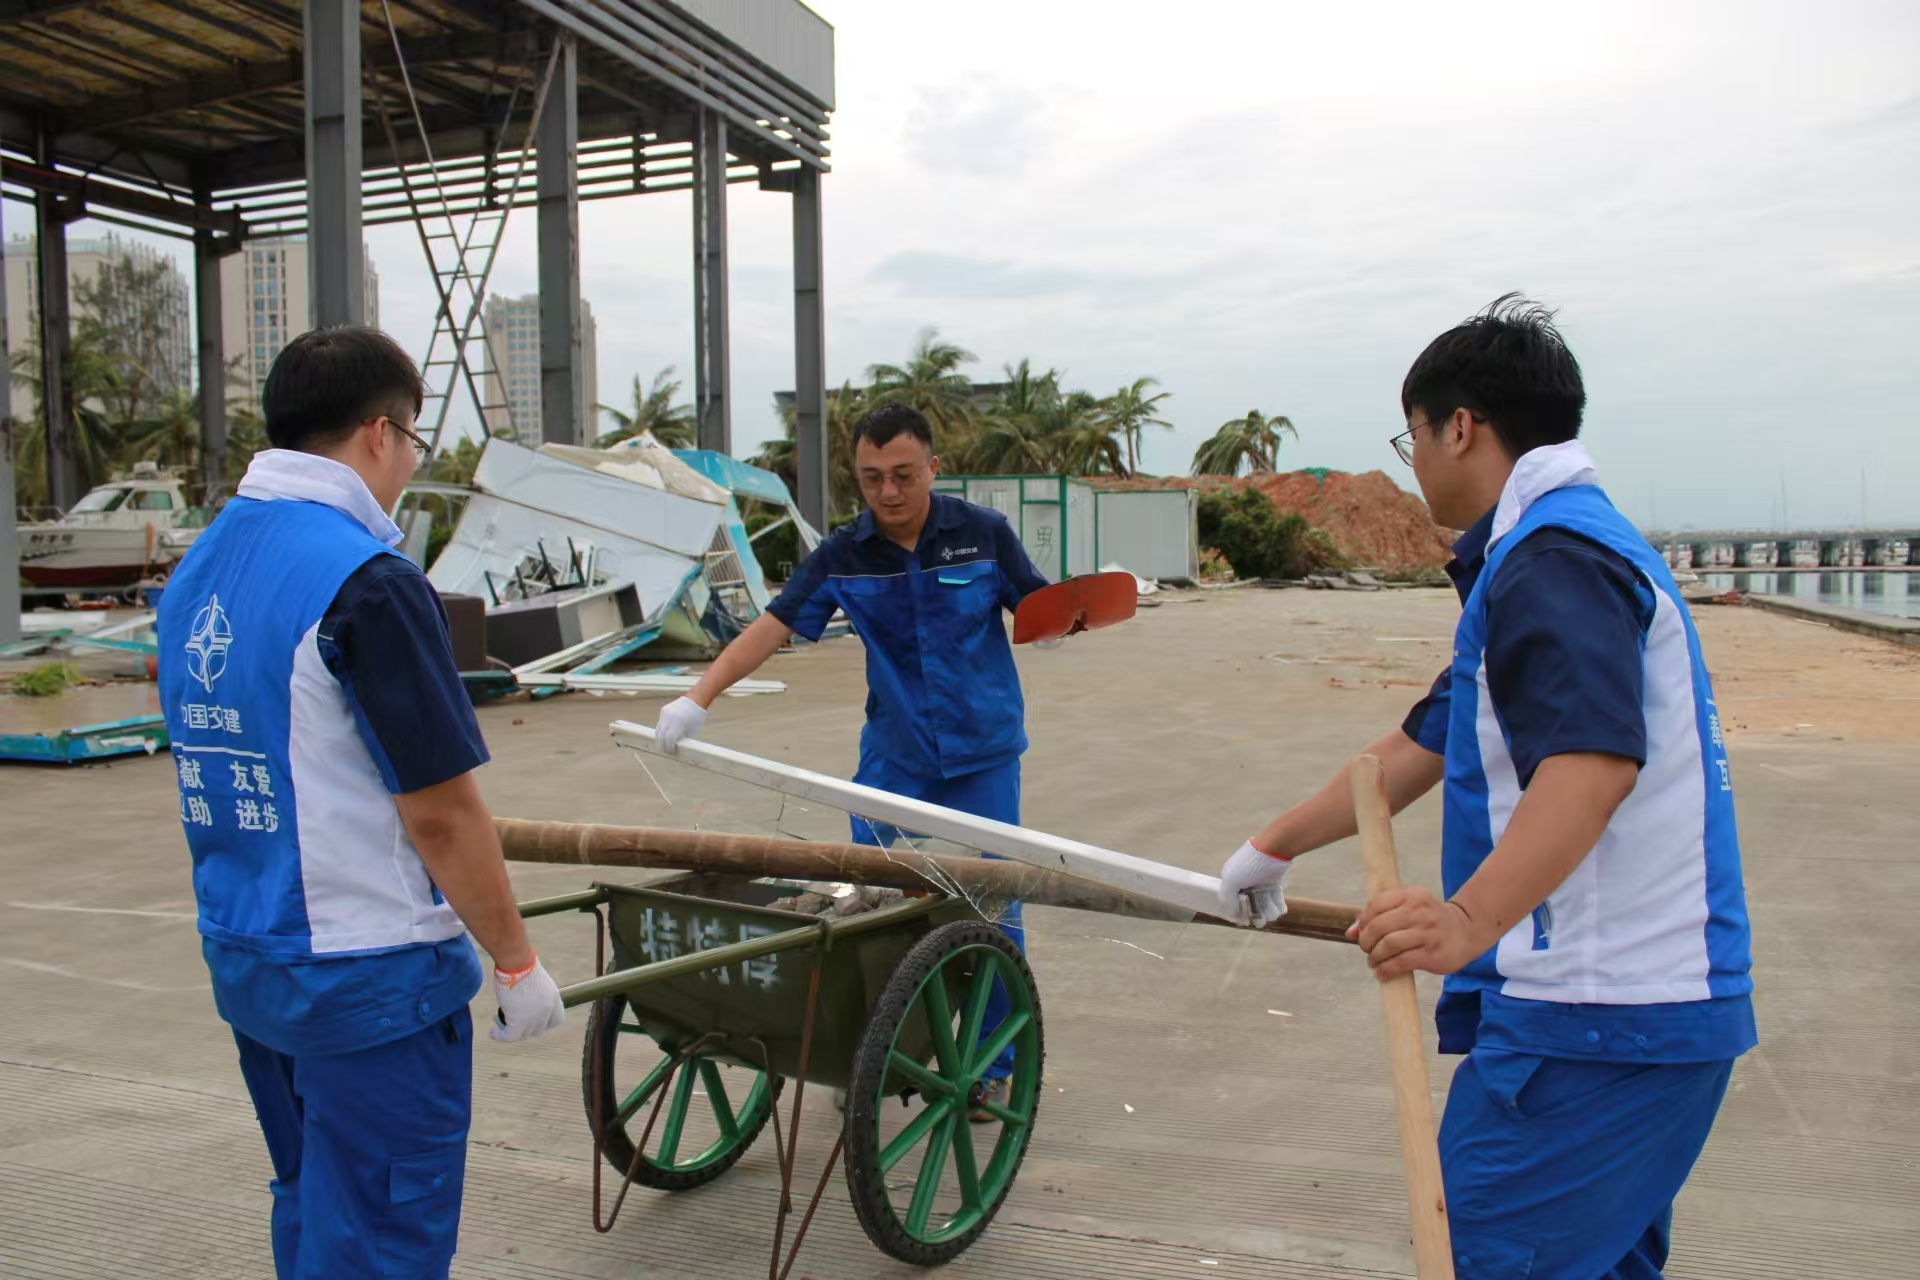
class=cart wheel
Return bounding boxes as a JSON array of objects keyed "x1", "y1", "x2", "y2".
[
  {"x1": 843, "y1": 920, "x2": 1043, "y2": 1265},
  {"x1": 582, "y1": 991, "x2": 782, "y2": 1191}
]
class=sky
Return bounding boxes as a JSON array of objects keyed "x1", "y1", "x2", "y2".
[{"x1": 7, "y1": 0, "x2": 1917, "y2": 530}]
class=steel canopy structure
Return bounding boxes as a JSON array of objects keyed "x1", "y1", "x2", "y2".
[{"x1": 0, "y1": 0, "x2": 834, "y2": 642}]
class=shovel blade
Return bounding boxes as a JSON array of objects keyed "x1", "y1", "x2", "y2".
[{"x1": 1012, "y1": 571, "x2": 1139, "y2": 645}]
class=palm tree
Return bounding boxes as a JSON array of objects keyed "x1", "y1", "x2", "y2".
[
  {"x1": 1101, "y1": 377, "x2": 1172, "y2": 477},
  {"x1": 1191, "y1": 409, "x2": 1299, "y2": 476},
  {"x1": 1048, "y1": 389, "x2": 1125, "y2": 476},
  {"x1": 596, "y1": 367, "x2": 695, "y2": 449},
  {"x1": 867, "y1": 329, "x2": 979, "y2": 451},
  {"x1": 8, "y1": 333, "x2": 135, "y2": 511},
  {"x1": 961, "y1": 360, "x2": 1060, "y2": 474},
  {"x1": 752, "y1": 382, "x2": 868, "y2": 519}
]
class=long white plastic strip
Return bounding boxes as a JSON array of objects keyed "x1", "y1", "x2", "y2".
[
  {"x1": 610, "y1": 720, "x2": 1231, "y2": 921},
  {"x1": 522, "y1": 673, "x2": 784, "y2": 696}
]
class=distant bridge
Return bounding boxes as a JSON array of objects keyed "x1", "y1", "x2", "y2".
[{"x1": 1643, "y1": 529, "x2": 1920, "y2": 570}]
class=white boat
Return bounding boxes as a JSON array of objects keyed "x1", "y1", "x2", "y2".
[{"x1": 18, "y1": 462, "x2": 207, "y2": 590}]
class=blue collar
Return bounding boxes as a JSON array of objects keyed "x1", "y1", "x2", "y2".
[
  {"x1": 852, "y1": 492, "x2": 965, "y2": 546},
  {"x1": 1446, "y1": 507, "x2": 1496, "y2": 601}
]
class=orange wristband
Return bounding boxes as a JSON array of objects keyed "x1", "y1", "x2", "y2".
[{"x1": 496, "y1": 953, "x2": 539, "y2": 987}]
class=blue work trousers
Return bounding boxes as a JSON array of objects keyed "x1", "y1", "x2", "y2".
[
  {"x1": 850, "y1": 752, "x2": 1024, "y2": 1081},
  {"x1": 233, "y1": 1009, "x2": 474, "y2": 1279},
  {"x1": 1440, "y1": 1047, "x2": 1735, "y2": 1279}
]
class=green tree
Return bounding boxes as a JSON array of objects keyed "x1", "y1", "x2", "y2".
[
  {"x1": 1101, "y1": 376, "x2": 1172, "y2": 477},
  {"x1": 8, "y1": 244, "x2": 198, "y2": 510},
  {"x1": 1191, "y1": 409, "x2": 1299, "y2": 476},
  {"x1": 961, "y1": 360, "x2": 1058, "y2": 473},
  {"x1": 867, "y1": 328, "x2": 979, "y2": 452},
  {"x1": 596, "y1": 366, "x2": 695, "y2": 449},
  {"x1": 8, "y1": 333, "x2": 131, "y2": 511},
  {"x1": 1196, "y1": 488, "x2": 1338, "y2": 580},
  {"x1": 751, "y1": 382, "x2": 869, "y2": 520}
]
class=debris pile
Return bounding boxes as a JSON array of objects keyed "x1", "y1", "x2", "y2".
[
  {"x1": 1092, "y1": 470, "x2": 1454, "y2": 572},
  {"x1": 769, "y1": 884, "x2": 908, "y2": 918}
]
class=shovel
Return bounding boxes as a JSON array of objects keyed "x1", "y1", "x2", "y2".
[{"x1": 1011, "y1": 571, "x2": 1139, "y2": 645}]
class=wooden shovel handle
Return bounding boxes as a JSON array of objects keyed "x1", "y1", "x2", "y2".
[{"x1": 1349, "y1": 754, "x2": 1456, "y2": 1280}]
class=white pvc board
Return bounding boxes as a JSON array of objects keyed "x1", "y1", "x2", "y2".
[
  {"x1": 1096, "y1": 489, "x2": 1200, "y2": 581},
  {"x1": 1067, "y1": 480, "x2": 1097, "y2": 578},
  {"x1": 428, "y1": 494, "x2": 707, "y2": 622},
  {"x1": 473, "y1": 437, "x2": 726, "y2": 559},
  {"x1": 611, "y1": 720, "x2": 1235, "y2": 922}
]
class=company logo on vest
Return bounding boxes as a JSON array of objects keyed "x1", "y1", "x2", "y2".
[{"x1": 185, "y1": 595, "x2": 234, "y2": 692}]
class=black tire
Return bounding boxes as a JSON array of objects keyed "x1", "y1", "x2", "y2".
[
  {"x1": 581, "y1": 991, "x2": 783, "y2": 1192},
  {"x1": 843, "y1": 920, "x2": 1043, "y2": 1265}
]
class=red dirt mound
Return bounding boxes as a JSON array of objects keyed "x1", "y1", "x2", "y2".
[{"x1": 1090, "y1": 471, "x2": 1455, "y2": 572}]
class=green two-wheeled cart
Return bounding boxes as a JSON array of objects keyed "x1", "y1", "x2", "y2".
[{"x1": 518, "y1": 872, "x2": 1044, "y2": 1275}]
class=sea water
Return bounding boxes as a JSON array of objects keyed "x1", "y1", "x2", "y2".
[{"x1": 1698, "y1": 571, "x2": 1920, "y2": 621}]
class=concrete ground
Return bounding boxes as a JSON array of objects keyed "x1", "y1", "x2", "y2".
[{"x1": 2, "y1": 587, "x2": 1915, "y2": 1278}]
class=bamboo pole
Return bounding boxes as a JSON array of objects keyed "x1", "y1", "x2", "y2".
[
  {"x1": 1348, "y1": 755, "x2": 1455, "y2": 1279},
  {"x1": 494, "y1": 818, "x2": 1360, "y2": 945}
]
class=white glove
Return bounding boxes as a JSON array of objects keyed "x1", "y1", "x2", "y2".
[
  {"x1": 1217, "y1": 840, "x2": 1294, "y2": 928},
  {"x1": 490, "y1": 953, "x2": 567, "y2": 1043},
  {"x1": 655, "y1": 696, "x2": 708, "y2": 754},
  {"x1": 1034, "y1": 636, "x2": 1066, "y2": 650}
]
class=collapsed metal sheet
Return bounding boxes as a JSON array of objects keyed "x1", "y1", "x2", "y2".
[{"x1": 426, "y1": 437, "x2": 728, "y2": 619}]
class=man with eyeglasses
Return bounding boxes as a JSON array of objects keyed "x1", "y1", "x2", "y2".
[
  {"x1": 157, "y1": 326, "x2": 566, "y2": 1278},
  {"x1": 1216, "y1": 296, "x2": 1755, "y2": 1278},
  {"x1": 653, "y1": 401, "x2": 1052, "y2": 1118}
]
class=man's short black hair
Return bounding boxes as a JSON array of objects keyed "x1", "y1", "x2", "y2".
[
  {"x1": 1401, "y1": 293, "x2": 1585, "y2": 457},
  {"x1": 263, "y1": 325, "x2": 426, "y2": 453},
  {"x1": 851, "y1": 401, "x2": 934, "y2": 452}
]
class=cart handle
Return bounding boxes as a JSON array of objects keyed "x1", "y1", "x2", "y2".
[
  {"x1": 555, "y1": 922, "x2": 826, "y2": 1009},
  {"x1": 517, "y1": 887, "x2": 609, "y2": 919}
]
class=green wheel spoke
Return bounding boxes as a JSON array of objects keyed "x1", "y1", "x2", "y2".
[
  {"x1": 905, "y1": 1111, "x2": 954, "y2": 1237},
  {"x1": 655, "y1": 1060, "x2": 700, "y2": 1165},
  {"x1": 698, "y1": 1059, "x2": 738, "y2": 1142},
  {"x1": 956, "y1": 954, "x2": 998, "y2": 1066},
  {"x1": 886, "y1": 1050, "x2": 953, "y2": 1099},
  {"x1": 614, "y1": 1056, "x2": 675, "y2": 1126},
  {"x1": 976, "y1": 1099, "x2": 1030, "y2": 1128},
  {"x1": 919, "y1": 969, "x2": 963, "y2": 1078},
  {"x1": 879, "y1": 1098, "x2": 952, "y2": 1175},
  {"x1": 967, "y1": 1010, "x2": 1031, "y2": 1081},
  {"x1": 946, "y1": 1107, "x2": 982, "y2": 1214},
  {"x1": 616, "y1": 1021, "x2": 651, "y2": 1035}
]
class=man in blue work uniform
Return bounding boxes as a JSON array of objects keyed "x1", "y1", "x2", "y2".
[
  {"x1": 1216, "y1": 296, "x2": 1755, "y2": 1278},
  {"x1": 158, "y1": 327, "x2": 567, "y2": 1278},
  {"x1": 653, "y1": 402, "x2": 1051, "y2": 1116}
]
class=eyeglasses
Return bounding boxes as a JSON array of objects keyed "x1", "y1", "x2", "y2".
[
  {"x1": 1390, "y1": 418, "x2": 1440, "y2": 466},
  {"x1": 382, "y1": 415, "x2": 432, "y2": 460}
]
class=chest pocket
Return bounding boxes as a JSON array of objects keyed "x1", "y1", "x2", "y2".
[{"x1": 924, "y1": 559, "x2": 1001, "y2": 631}]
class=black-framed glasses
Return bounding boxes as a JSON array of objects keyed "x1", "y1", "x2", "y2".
[
  {"x1": 1390, "y1": 418, "x2": 1439, "y2": 466},
  {"x1": 382, "y1": 415, "x2": 432, "y2": 460}
]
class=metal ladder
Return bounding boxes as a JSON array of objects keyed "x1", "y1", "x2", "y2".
[{"x1": 368, "y1": 3, "x2": 563, "y2": 454}]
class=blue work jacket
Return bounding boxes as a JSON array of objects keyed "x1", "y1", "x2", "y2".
[{"x1": 768, "y1": 493, "x2": 1050, "y2": 779}]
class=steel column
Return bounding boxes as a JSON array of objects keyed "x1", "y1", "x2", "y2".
[
  {"x1": 194, "y1": 179, "x2": 232, "y2": 499},
  {"x1": 692, "y1": 107, "x2": 731, "y2": 454},
  {"x1": 537, "y1": 36, "x2": 585, "y2": 446},
  {"x1": 790, "y1": 164, "x2": 827, "y2": 528},
  {"x1": 304, "y1": 0, "x2": 365, "y2": 326},
  {"x1": 0, "y1": 159, "x2": 18, "y2": 644},
  {"x1": 34, "y1": 121, "x2": 78, "y2": 512}
]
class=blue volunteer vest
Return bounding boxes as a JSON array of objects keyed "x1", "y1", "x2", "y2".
[
  {"x1": 1441, "y1": 483, "x2": 1755, "y2": 1060},
  {"x1": 159, "y1": 496, "x2": 478, "y2": 1054}
]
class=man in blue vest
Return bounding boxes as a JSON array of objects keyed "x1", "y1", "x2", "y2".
[
  {"x1": 1216, "y1": 296, "x2": 1755, "y2": 1278},
  {"x1": 158, "y1": 327, "x2": 567, "y2": 1278},
  {"x1": 652, "y1": 402, "x2": 1051, "y2": 1117}
]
